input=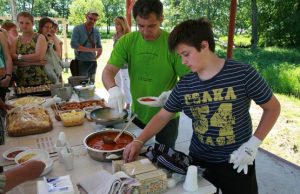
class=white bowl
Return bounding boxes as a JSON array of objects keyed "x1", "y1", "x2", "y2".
[
  {"x1": 15, "y1": 149, "x2": 49, "y2": 164},
  {"x1": 2, "y1": 147, "x2": 29, "y2": 161},
  {"x1": 40, "y1": 158, "x2": 54, "y2": 176}
]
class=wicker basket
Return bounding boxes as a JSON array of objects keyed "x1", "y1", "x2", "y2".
[{"x1": 68, "y1": 76, "x2": 89, "y2": 87}]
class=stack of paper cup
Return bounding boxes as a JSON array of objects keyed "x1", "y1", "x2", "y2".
[{"x1": 183, "y1": 165, "x2": 199, "y2": 192}]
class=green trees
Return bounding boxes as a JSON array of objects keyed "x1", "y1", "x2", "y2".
[
  {"x1": 1, "y1": 0, "x2": 299, "y2": 47},
  {"x1": 102, "y1": 0, "x2": 125, "y2": 34},
  {"x1": 258, "y1": 0, "x2": 300, "y2": 47},
  {"x1": 68, "y1": 0, "x2": 104, "y2": 26},
  {"x1": 163, "y1": 0, "x2": 300, "y2": 47}
]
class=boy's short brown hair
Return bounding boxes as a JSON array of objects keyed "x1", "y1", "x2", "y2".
[{"x1": 168, "y1": 17, "x2": 215, "y2": 52}]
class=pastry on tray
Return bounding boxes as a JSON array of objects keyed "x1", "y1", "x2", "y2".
[
  {"x1": 6, "y1": 106, "x2": 52, "y2": 137},
  {"x1": 8, "y1": 96, "x2": 45, "y2": 107},
  {"x1": 15, "y1": 84, "x2": 51, "y2": 95},
  {"x1": 80, "y1": 99, "x2": 106, "y2": 109}
]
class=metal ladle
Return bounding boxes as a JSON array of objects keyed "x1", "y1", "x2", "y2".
[{"x1": 103, "y1": 114, "x2": 137, "y2": 144}]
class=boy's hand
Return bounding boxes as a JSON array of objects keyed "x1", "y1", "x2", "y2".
[
  {"x1": 123, "y1": 140, "x2": 144, "y2": 163},
  {"x1": 229, "y1": 136, "x2": 261, "y2": 174}
]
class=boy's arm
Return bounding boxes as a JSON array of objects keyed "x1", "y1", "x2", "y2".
[
  {"x1": 230, "y1": 95, "x2": 281, "y2": 174},
  {"x1": 254, "y1": 95, "x2": 281, "y2": 139},
  {"x1": 123, "y1": 108, "x2": 175, "y2": 162}
]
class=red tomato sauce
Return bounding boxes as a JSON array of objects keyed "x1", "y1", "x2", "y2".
[
  {"x1": 140, "y1": 97, "x2": 155, "y2": 102},
  {"x1": 7, "y1": 150, "x2": 24, "y2": 159},
  {"x1": 87, "y1": 132, "x2": 133, "y2": 151}
]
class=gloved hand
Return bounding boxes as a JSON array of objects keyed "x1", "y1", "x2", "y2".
[
  {"x1": 229, "y1": 136, "x2": 261, "y2": 174},
  {"x1": 157, "y1": 90, "x2": 172, "y2": 107},
  {"x1": 108, "y1": 86, "x2": 125, "y2": 113}
]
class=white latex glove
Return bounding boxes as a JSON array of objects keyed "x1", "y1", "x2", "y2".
[
  {"x1": 157, "y1": 90, "x2": 172, "y2": 107},
  {"x1": 108, "y1": 86, "x2": 125, "y2": 113},
  {"x1": 229, "y1": 136, "x2": 262, "y2": 174}
]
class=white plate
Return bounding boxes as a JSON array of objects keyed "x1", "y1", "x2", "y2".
[
  {"x1": 2, "y1": 147, "x2": 29, "y2": 161},
  {"x1": 138, "y1": 96, "x2": 161, "y2": 107}
]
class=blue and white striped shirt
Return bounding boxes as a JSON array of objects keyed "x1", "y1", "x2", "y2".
[{"x1": 165, "y1": 59, "x2": 273, "y2": 163}]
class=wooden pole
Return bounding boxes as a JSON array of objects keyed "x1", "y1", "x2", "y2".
[
  {"x1": 126, "y1": 0, "x2": 135, "y2": 27},
  {"x1": 62, "y1": 18, "x2": 68, "y2": 60},
  {"x1": 227, "y1": 0, "x2": 237, "y2": 59}
]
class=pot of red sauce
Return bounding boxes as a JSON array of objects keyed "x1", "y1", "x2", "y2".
[{"x1": 83, "y1": 129, "x2": 135, "y2": 162}]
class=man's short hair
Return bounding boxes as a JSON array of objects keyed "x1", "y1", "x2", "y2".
[
  {"x1": 133, "y1": 0, "x2": 163, "y2": 20},
  {"x1": 1, "y1": 21, "x2": 17, "y2": 31},
  {"x1": 17, "y1": 11, "x2": 34, "y2": 24},
  {"x1": 168, "y1": 17, "x2": 215, "y2": 52}
]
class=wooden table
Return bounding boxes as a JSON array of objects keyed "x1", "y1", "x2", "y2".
[{"x1": 1, "y1": 107, "x2": 216, "y2": 194}]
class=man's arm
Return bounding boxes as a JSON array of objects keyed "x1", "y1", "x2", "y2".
[{"x1": 102, "y1": 64, "x2": 120, "y2": 90}]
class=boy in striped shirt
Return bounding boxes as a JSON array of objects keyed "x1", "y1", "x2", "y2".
[{"x1": 123, "y1": 18, "x2": 281, "y2": 194}]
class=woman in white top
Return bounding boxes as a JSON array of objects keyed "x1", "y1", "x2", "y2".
[{"x1": 113, "y1": 16, "x2": 131, "y2": 110}]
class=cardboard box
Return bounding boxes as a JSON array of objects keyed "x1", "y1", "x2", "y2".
[
  {"x1": 121, "y1": 158, "x2": 157, "y2": 177},
  {"x1": 135, "y1": 169, "x2": 167, "y2": 194}
]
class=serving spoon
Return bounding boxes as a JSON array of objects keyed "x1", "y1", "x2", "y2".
[{"x1": 103, "y1": 114, "x2": 137, "y2": 144}]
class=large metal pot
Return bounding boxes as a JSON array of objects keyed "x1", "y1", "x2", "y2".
[
  {"x1": 83, "y1": 129, "x2": 135, "y2": 162},
  {"x1": 90, "y1": 107, "x2": 128, "y2": 126}
]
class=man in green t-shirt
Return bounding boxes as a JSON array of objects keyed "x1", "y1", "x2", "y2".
[{"x1": 102, "y1": 0, "x2": 189, "y2": 148}]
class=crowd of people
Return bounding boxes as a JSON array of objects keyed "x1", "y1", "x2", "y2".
[
  {"x1": 0, "y1": 12, "x2": 63, "y2": 193},
  {"x1": 0, "y1": 0, "x2": 281, "y2": 193}
]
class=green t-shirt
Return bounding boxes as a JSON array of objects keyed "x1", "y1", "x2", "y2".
[{"x1": 108, "y1": 30, "x2": 189, "y2": 124}]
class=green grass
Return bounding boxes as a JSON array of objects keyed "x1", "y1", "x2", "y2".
[
  {"x1": 219, "y1": 35, "x2": 251, "y2": 48},
  {"x1": 216, "y1": 46, "x2": 300, "y2": 98}
]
